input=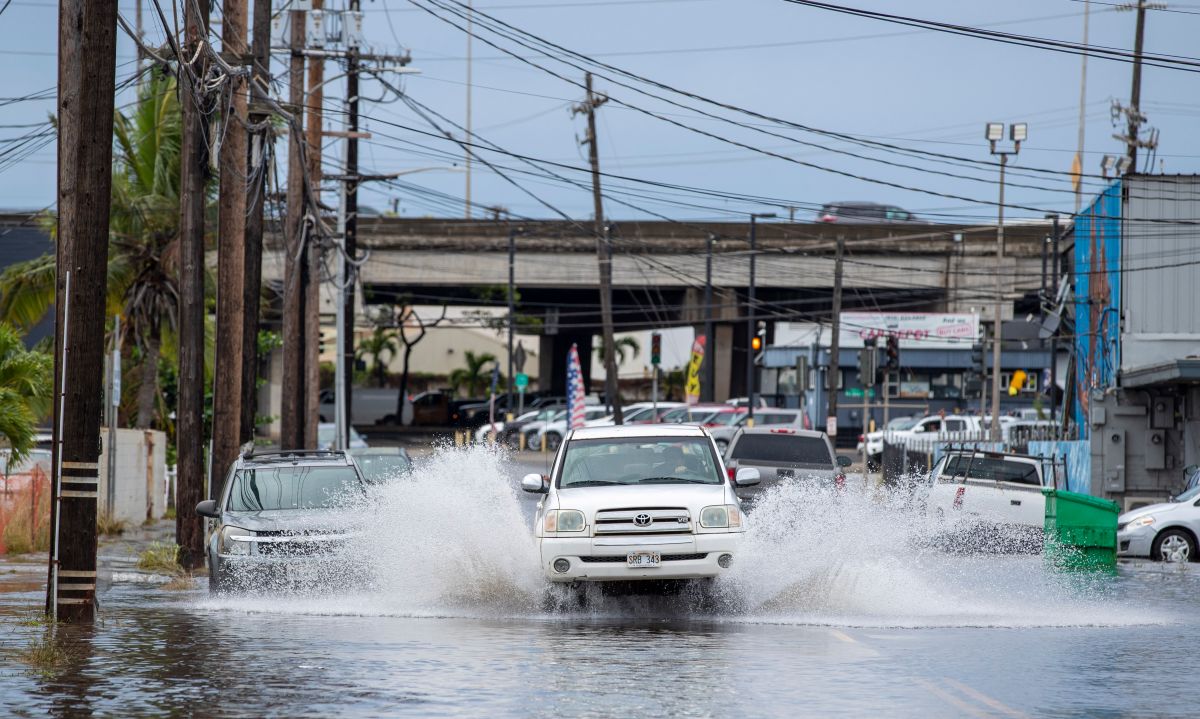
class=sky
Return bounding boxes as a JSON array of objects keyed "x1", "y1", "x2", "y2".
[{"x1": 2, "y1": 0, "x2": 1200, "y2": 223}]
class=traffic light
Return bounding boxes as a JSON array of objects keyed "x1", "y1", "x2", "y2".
[
  {"x1": 650, "y1": 332, "x2": 662, "y2": 366},
  {"x1": 971, "y1": 342, "x2": 984, "y2": 370},
  {"x1": 796, "y1": 355, "x2": 810, "y2": 392},
  {"x1": 1008, "y1": 369, "x2": 1027, "y2": 396},
  {"x1": 857, "y1": 344, "x2": 878, "y2": 387},
  {"x1": 751, "y1": 335, "x2": 762, "y2": 351},
  {"x1": 319, "y1": 330, "x2": 328, "y2": 354},
  {"x1": 751, "y1": 320, "x2": 766, "y2": 352},
  {"x1": 885, "y1": 335, "x2": 900, "y2": 369}
]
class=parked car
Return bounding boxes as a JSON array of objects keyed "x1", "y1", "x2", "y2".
[
  {"x1": 886, "y1": 414, "x2": 986, "y2": 446},
  {"x1": 924, "y1": 448, "x2": 1051, "y2": 553},
  {"x1": 659, "y1": 405, "x2": 741, "y2": 426},
  {"x1": 858, "y1": 415, "x2": 920, "y2": 464},
  {"x1": 817, "y1": 201, "x2": 924, "y2": 224},
  {"x1": 521, "y1": 424, "x2": 757, "y2": 584},
  {"x1": 196, "y1": 449, "x2": 369, "y2": 592},
  {"x1": 723, "y1": 427, "x2": 850, "y2": 507},
  {"x1": 709, "y1": 408, "x2": 808, "y2": 454},
  {"x1": 318, "y1": 387, "x2": 400, "y2": 425},
  {"x1": 536, "y1": 406, "x2": 613, "y2": 451},
  {"x1": 1118, "y1": 484, "x2": 1200, "y2": 562},
  {"x1": 506, "y1": 407, "x2": 566, "y2": 450},
  {"x1": 584, "y1": 402, "x2": 685, "y2": 428},
  {"x1": 347, "y1": 447, "x2": 412, "y2": 484},
  {"x1": 316, "y1": 423, "x2": 369, "y2": 450}
]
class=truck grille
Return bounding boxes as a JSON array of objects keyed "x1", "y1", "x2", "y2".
[
  {"x1": 250, "y1": 530, "x2": 346, "y2": 557},
  {"x1": 593, "y1": 508, "x2": 691, "y2": 535},
  {"x1": 578, "y1": 553, "x2": 707, "y2": 563}
]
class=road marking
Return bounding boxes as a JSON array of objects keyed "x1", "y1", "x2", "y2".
[
  {"x1": 828, "y1": 629, "x2": 858, "y2": 644},
  {"x1": 913, "y1": 678, "x2": 990, "y2": 718},
  {"x1": 944, "y1": 678, "x2": 1029, "y2": 719}
]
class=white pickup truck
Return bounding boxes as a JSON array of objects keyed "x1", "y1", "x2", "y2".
[
  {"x1": 862, "y1": 415, "x2": 989, "y2": 463},
  {"x1": 924, "y1": 448, "x2": 1053, "y2": 552}
]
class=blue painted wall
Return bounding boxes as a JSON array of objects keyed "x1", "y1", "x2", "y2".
[{"x1": 1073, "y1": 181, "x2": 1122, "y2": 438}]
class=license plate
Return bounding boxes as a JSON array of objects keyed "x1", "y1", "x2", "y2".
[{"x1": 627, "y1": 551, "x2": 661, "y2": 568}]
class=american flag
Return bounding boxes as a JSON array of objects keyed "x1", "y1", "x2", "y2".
[{"x1": 567, "y1": 343, "x2": 587, "y2": 429}]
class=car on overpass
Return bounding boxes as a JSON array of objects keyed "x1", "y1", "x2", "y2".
[
  {"x1": 521, "y1": 424, "x2": 758, "y2": 585},
  {"x1": 817, "y1": 201, "x2": 926, "y2": 224}
]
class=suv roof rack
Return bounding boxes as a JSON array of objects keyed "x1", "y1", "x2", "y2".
[{"x1": 241, "y1": 449, "x2": 347, "y2": 461}]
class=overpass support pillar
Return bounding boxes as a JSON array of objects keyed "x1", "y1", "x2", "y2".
[{"x1": 538, "y1": 331, "x2": 593, "y2": 396}]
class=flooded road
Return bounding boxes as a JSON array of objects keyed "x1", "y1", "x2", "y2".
[{"x1": 2, "y1": 447, "x2": 1195, "y2": 717}]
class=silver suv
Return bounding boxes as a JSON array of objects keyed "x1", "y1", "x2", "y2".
[
  {"x1": 723, "y1": 427, "x2": 851, "y2": 506},
  {"x1": 196, "y1": 450, "x2": 368, "y2": 592}
]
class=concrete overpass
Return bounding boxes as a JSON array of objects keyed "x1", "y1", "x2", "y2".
[{"x1": 261, "y1": 218, "x2": 1057, "y2": 397}]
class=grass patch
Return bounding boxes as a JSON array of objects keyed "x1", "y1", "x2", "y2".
[
  {"x1": 16, "y1": 611, "x2": 57, "y2": 628},
  {"x1": 18, "y1": 630, "x2": 81, "y2": 674},
  {"x1": 162, "y1": 575, "x2": 196, "y2": 591},
  {"x1": 164, "y1": 506, "x2": 176, "y2": 520},
  {"x1": 136, "y1": 542, "x2": 184, "y2": 576},
  {"x1": 96, "y1": 512, "x2": 128, "y2": 537},
  {"x1": 1, "y1": 473, "x2": 52, "y2": 555}
]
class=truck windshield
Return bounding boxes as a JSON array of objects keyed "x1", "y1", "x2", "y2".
[
  {"x1": 227, "y1": 466, "x2": 364, "y2": 511},
  {"x1": 558, "y1": 437, "x2": 722, "y2": 487},
  {"x1": 940, "y1": 456, "x2": 1041, "y2": 486}
]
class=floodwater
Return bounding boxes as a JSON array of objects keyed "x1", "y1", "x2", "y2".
[{"x1": 1, "y1": 446, "x2": 1196, "y2": 717}]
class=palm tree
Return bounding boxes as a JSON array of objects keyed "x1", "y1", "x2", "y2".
[
  {"x1": 595, "y1": 336, "x2": 641, "y2": 366},
  {"x1": 449, "y1": 351, "x2": 497, "y2": 398},
  {"x1": 0, "y1": 70, "x2": 186, "y2": 430},
  {"x1": 356, "y1": 326, "x2": 399, "y2": 387},
  {"x1": 0, "y1": 324, "x2": 52, "y2": 466}
]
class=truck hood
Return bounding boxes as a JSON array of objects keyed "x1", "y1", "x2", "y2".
[
  {"x1": 553, "y1": 482, "x2": 732, "y2": 518},
  {"x1": 220, "y1": 508, "x2": 360, "y2": 534}
]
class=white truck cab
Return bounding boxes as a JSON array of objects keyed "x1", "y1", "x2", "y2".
[
  {"x1": 522, "y1": 424, "x2": 760, "y2": 583},
  {"x1": 926, "y1": 449, "x2": 1054, "y2": 545}
]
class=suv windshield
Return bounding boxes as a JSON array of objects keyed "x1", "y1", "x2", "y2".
[
  {"x1": 227, "y1": 466, "x2": 364, "y2": 511},
  {"x1": 730, "y1": 434, "x2": 832, "y2": 465},
  {"x1": 939, "y1": 455, "x2": 1041, "y2": 486},
  {"x1": 558, "y1": 437, "x2": 722, "y2": 487}
]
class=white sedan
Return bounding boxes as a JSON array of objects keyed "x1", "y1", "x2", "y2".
[{"x1": 1118, "y1": 485, "x2": 1200, "y2": 562}]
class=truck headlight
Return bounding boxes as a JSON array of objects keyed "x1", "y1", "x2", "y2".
[
  {"x1": 700, "y1": 505, "x2": 741, "y2": 529},
  {"x1": 544, "y1": 510, "x2": 586, "y2": 533},
  {"x1": 220, "y1": 526, "x2": 252, "y2": 555}
]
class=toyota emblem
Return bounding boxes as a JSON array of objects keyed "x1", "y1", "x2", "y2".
[{"x1": 633, "y1": 513, "x2": 653, "y2": 527}]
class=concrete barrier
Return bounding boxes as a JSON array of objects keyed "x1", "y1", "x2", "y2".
[{"x1": 99, "y1": 428, "x2": 167, "y2": 524}]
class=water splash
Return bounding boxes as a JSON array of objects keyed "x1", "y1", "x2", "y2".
[{"x1": 200, "y1": 450, "x2": 1164, "y2": 628}]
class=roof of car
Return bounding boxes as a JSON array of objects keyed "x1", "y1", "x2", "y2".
[
  {"x1": 736, "y1": 427, "x2": 827, "y2": 439},
  {"x1": 569, "y1": 424, "x2": 708, "y2": 441}
]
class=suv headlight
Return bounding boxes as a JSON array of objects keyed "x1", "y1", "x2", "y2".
[
  {"x1": 544, "y1": 510, "x2": 586, "y2": 533},
  {"x1": 700, "y1": 505, "x2": 742, "y2": 529},
  {"x1": 220, "y1": 526, "x2": 253, "y2": 555}
]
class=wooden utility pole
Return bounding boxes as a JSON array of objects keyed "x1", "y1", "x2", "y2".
[
  {"x1": 47, "y1": 0, "x2": 119, "y2": 622},
  {"x1": 240, "y1": 0, "x2": 271, "y2": 446},
  {"x1": 304, "y1": 0, "x2": 325, "y2": 449},
  {"x1": 175, "y1": 0, "x2": 211, "y2": 570},
  {"x1": 342, "y1": 0, "x2": 361, "y2": 449},
  {"x1": 211, "y1": 0, "x2": 249, "y2": 497},
  {"x1": 574, "y1": 73, "x2": 622, "y2": 424},
  {"x1": 826, "y1": 235, "x2": 845, "y2": 439},
  {"x1": 1126, "y1": 0, "x2": 1148, "y2": 172},
  {"x1": 281, "y1": 9, "x2": 307, "y2": 450}
]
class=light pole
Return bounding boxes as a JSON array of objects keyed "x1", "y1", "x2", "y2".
[
  {"x1": 506, "y1": 227, "x2": 526, "y2": 419},
  {"x1": 985, "y1": 122, "x2": 1026, "y2": 441},
  {"x1": 704, "y1": 233, "x2": 715, "y2": 402},
  {"x1": 747, "y1": 213, "x2": 776, "y2": 424}
]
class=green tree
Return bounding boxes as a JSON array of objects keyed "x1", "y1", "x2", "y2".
[
  {"x1": 356, "y1": 326, "x2": 399, "y2": 387},
  {"x1": 0, "y1": 324, "x2": 52, "y2": 466},
  {"x1": 449, "y1": 351, "x2": 497, "y2": 398},
  {"x1": 0, "y1": 70, "x2": 188, "y2": 430},
  {"x1": 595, "y1": 336, "x2": 641, "y2": 366},
  {"x1": 662, "y1": 366, "x2": 686, "y2": 402}
]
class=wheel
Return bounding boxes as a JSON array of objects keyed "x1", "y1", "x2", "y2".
[
  {"x1": 544, "y1": 432, "x2": 562, "y2": 451},
  {"x1": 715, "y1": 439, "x2": 729, "y2": 454},
  {"x1": 527, "y1": 433, "x2": 541, "y2": 451},
  {"x1": 1152, "y1": 529, "x2": 1196, "y2": 563}
]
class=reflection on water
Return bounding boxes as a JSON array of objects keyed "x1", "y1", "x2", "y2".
[{"x1": 0, "y1": 446, "x2": 1195, "y2": 717}]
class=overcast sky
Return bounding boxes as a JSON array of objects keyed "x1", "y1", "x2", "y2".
[{"x1": 2, "y1": 0, "x2": 1198, "y2": 222}]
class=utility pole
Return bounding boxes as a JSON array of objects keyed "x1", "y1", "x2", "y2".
[
  {"x1": 746, "y1": 212, "x2": 775, "y2": 424},
  {"x1": 1048, "y1": 213, "x2": 1061, "y2": 422},
  {"x1": 703, "y1": 233, "x2": 714, "y2": 402},
  {"x1": 1074, "y1": 0, "x2": 1091, "y2": 213},
  {"x1": 1126, "y1": 0, "x2": 1148, "y2": 172},
  {"x1": 280, "y1": 7, "x2": 307, "y2": 450},
  {"x1": 240, "y1": 0, "x2": 271, "y2": 447},
  {"x1": 827, "y1": 235, "x2": 844, "y2": 439},
  {"x1": 464, "y1": 0, "x2": 473, "y2": 218},
  {"x1": 47, "y1": 0, "x2": 118, "y2": 622},
  {"x1": 304, "y1": 0, "x2": 325, "y2": 449},
  {"x1": 176, "y1": 0, "x2": 210, "y2": 569},
  {"x1": 341, "y1": 0, "x2": 362, "y2": 450},
  {"x1": 507, "y1": 227, "x2": 518, "y2": 416},
  {"x1": 212, "y1": 0, "x2": 249, "y2": 498},
  {"x1": 574, "y1": 73, "x2": 621, "y2": 424}
]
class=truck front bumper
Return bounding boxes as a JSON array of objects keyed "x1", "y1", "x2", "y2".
[{"x1": 539, "y1": 533, "x2": 742, "y2": 582}]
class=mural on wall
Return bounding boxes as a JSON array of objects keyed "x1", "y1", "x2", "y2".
[{"x1": 1073, "y1": 181, "x2": 1122, "y2": 437}]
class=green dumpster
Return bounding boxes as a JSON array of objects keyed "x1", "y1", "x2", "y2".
[{"x1": 1042, "y1": 488, "x2": 1120, "y2": 570}]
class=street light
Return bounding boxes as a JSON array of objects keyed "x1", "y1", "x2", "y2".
[
  {"x1": 984, "y1": 122, "x2": 1026, "y2": 441},
  {"x1": 747, "y1": 212, "x2": 776, "y2": 424}
]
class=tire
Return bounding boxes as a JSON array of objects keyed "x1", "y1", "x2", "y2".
[
  {"x1": 209, "y1": 558, "x2": 231, "y2": 594},
  {"x1": 1152, "y1": 528, "x2": 1196, "y2": 563},
  {"x1": 526, "y1": 433, "x2": 541, "y2": 452},
  {"x1": 544, "y1": 432, "x2": 562, "y2": 451}
]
